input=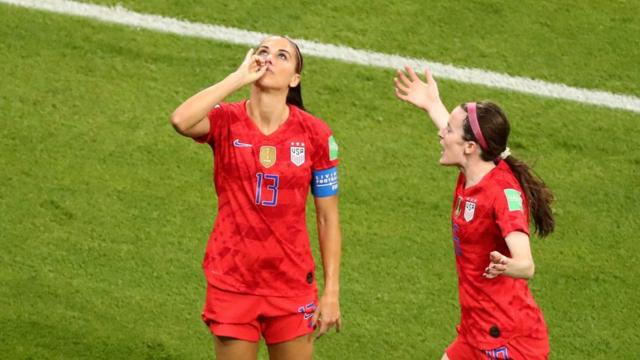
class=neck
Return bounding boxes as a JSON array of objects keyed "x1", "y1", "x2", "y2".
[
  {"x1": 247, "y1": 87, "x2": 290, "y2": 135},
  {"x1": 461, "y1": 157, "x2": 496, "y2": 188}
]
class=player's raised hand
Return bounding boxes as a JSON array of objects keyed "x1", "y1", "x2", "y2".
[
  {"x1": 483, "y1": 251, "x2": 510, "y2": 279},
  {"x1": 394, "y1": 66, "x2": 441, "y2": 112},
  {"x1": 233, "y1": 48, "x2": 267, "y2": 86},
  {"x1": 312, "y1": 294, "x2": 342, "y2": 339}
]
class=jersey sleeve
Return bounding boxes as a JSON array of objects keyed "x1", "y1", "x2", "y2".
[
  {"x1": 494, "y1": 187, "x2": 530, "y2": 238},
  {"x1": 310, "y1": 121, "x2": 340, "y2": 197},
  {"x1": 310, "y1": 123, "x2": 339, "y2": 171},
  {"x1": 194, "y1": 103, "x2": 226, "y2": 145}
]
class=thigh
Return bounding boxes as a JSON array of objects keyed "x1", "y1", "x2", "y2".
[
  {"x1": 214, "y1": 335, "x2": 259, "y2": 360},
  {"x1": 267, "y1": 333, "x2": 314, "y2": 360},
  {"x1": 445, "y1": 337, "x2": 486, "y2": 360},
  {"x1": 261, "y1": 294, "x2": 317, "y2": 345}
]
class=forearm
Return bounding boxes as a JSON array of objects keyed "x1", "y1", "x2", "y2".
[
  {"x1": 317, "y1": 211, "x2": 341, "y2": 296},
  {"x1": 504, "y1": 257, "x2": 535, "y2": 279},
  {"x1": 170, "y1": 72, "x2": 244, "y2": 132},
  {"x1": 424, "y1": 99, "x2": 449, "y2": 131}
]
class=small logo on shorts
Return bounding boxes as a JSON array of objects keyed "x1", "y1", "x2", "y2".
[
  {"x1": 298, "y1": 302, "x2": 317, "y2": 327},
  {"x1": 485, "y1": 345, "x2": 509, "y2": 359}
]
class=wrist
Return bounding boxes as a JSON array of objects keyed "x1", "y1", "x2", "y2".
[
  {"x1": 226, "y1": 71, "x2": 247, "y2": 89},
  {"x1": 322, "y1": 284, "x2": 340, "y2": 297}
]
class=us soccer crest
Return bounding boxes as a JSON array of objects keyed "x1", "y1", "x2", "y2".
[
  {"x1": 259, "y1": 146, "x2": 276, "y2": 168},
  {"x1": 464, "y1": 200, "x2": 476, "y2": 222},
  {"x1": 290, "y1": 142, "x2": 305, "y2": 167}
]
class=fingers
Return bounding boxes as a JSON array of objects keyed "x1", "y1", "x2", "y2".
[
  {"x1": 484, "y1": 252, "x2": 509, "y2": 278},
  {"x1": 243, "y1": 48, "x2": 255, "y2": 64},
  {"x1": 394, "y1": 87, "x2": 409, "y2": 101},
  {"x1": 394, "y1": 77, "x2": 410, "y2": 93},
  {"x1": 405, "y1": 66, "x2": 419, "y2": 81},
  {"x1": 311, "y1": 308, "x2": 320, "y2": 329},
  {"x1": 312, "y1": 306, "x2": 341, "y2": 339},
  {"x1": 315, "y1": 319, "x2": 329, "y2": 339},
  {"x1": 315, "y1": 317, "x2": 341, "y2": 339},
  {"x1": 396, "y1": 69, "x2": 411, "y2": 87},
  {"x1": 490, "y1": 251, "x2": 508, "y2": 265},
  {"x1": 483, "y1": 264, "x2": 505, "y2": 279},
  {"x1": 424, "y1": 67, "x2": 435, "y2": 84}
]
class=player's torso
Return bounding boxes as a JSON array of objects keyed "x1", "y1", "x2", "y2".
[
  {"x1": 450, "y1": 169, "x2": 545, "y2": 347},
  {"x1": 213, "y1": 109, "x2": 316, "y2": 213},
  {"x1": 451, "y1": 181, "x2": 505, "y2": 269},
  {"x1": 203, "y1": 104, "x2": 325, "y2": 296}
]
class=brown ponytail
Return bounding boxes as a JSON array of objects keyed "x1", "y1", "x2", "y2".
[
  {"x1": 461, "y1": 102, "x2": 555, "y2": 237},
  {"x1": 502, "y1": 156, "x2": 555, "y2": 237},
  {"x1": 285, "y1": 37, "x2": 305, "y2": 111},
  {"x1": 286, "y1": 83, "x2": 305, "y2": 111}
]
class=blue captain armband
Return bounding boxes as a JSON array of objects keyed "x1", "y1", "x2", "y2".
[{"x1": 311, "y1": 167, "x2": 338, "y2": 197}]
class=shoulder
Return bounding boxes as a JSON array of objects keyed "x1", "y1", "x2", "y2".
[
  {"x1": 493, "y1": 161, "x2": 523, "y2": 193},
  {"x1": 294, "y1": 106, "x2": 333, "y2": 136},
  {"x1": 217, "y1": 101, "x2": 246, "y2": 116},
  {"x1": 489, "y1": 162, "x2": 528, "y2": 212}
]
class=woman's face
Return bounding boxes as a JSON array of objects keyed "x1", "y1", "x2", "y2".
[
  {"x1": 255, "y1": 37, "x2": 301, "y2": 90},
  {"x1": 438, "y1": 106, "x2": 472, "y2": 166}
]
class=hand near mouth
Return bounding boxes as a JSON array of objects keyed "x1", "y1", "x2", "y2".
[{"x1": 233, "y1": 48, "x2": 268, "y2": 86}]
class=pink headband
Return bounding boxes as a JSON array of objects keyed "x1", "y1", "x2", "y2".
[{"x1": 467, "y1": 102, "x2": 488, "y2": 151}]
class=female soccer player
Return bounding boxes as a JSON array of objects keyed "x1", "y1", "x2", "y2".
[
  {"x1": 395, "y1": 66, "x2": 554, "y2": 360},
  {"x1": 170, "y1": 36, "x2": 342, "y2": 360}
]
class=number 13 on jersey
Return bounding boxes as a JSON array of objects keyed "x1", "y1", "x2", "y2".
[{"x1": 255, "y1": 173, "x2": 279, "y2": 207}]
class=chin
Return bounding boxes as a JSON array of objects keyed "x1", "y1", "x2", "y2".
[{"x1": 438, "y1": 157, "x2": 458, "y2": 167}]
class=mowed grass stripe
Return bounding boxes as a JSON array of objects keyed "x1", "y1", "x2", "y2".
[{"x1": 2, "y1": 0, "x2": 640, "y2": 113}]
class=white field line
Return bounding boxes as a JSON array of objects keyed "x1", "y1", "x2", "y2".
[{"x1": 3, "y1": 0, "x2": 640, "y2": 113}]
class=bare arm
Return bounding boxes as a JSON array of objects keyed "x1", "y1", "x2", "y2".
[
  {"x1": 483, "y1": 231, "x2": 535, "y2": 279},
  {"x1": 394, "y1": 66, "x2": 449, "y2": 131},
  {"x1": 311, "y1": 195, "x2": 342, "y2": 338},
  {"x1": 169, "y1": 49, "x2": 267, "y2": 138}
]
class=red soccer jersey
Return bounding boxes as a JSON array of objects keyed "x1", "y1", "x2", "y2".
[
  {"x1": 197, "y1": 101, "x2": 339, "y2": 297},
  {"x1": 450, "y1": 160, "x2": 547, "y2": 349}
]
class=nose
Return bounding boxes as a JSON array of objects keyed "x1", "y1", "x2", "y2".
[
  {"x1": 438, "y1": 128, "x2": 445, "y2": 139},
  {"x1": 262, "y1": 53, "x2": 274, "y2": 64},
  {"x1": 257, "y1": 52, "x2": 272, "y2": 64}
]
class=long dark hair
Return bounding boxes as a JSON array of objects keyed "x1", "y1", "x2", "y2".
[
  {"x1": 284, "y1": 37, "x2": 305, "y2": 111},
  {"x1": 461, "y1": 101, "x2": 555, "y2": 237}
]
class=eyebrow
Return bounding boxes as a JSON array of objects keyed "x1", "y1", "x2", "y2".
[{"x1": 258, "y1": 45, "x2": 291, "y2": 55}]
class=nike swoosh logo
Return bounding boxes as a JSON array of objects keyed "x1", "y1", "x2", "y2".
[{"x1": 233, "y1": 139, "x2": 252, "y2": 148}]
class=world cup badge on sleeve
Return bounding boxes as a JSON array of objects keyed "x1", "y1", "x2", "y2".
[
  {"x1": 290, "y1": 142, "x2": 305, "y2": 167},
  {"x1": 464, "y1": 200, "x2": 476, "y2": 222},
  {"x1": 259, "y1": 146, "x2": 276, "y2": 168}
]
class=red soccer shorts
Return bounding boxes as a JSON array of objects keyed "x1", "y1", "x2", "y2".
[
  {"x1": 201, "y1": 284, "x2": 318, "y2": 344},
  {"x1": 446, "y1": 335, "x2": 549, "y2": 360}
]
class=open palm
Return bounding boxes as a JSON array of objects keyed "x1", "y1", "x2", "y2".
[{"x1": 394, "y1": 66, "x2": 441, "y2": 112}]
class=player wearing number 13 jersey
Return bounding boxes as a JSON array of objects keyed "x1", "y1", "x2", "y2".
[
  {"x1": 198, "y1": 100, "x2": 338, "y2": 297},
  {"x1": 171, "y1": 36, "x2": 342, "y2": 359}
]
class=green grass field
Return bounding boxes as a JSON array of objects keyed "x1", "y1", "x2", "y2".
[{"x1": 1, "y1": 1, "x2": 639, "y2": 359}]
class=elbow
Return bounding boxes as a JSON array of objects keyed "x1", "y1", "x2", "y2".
[
  {"x1": 169, "y1": 112, "x2": 188, "y2": 135},
  {"x1": 524, "y1": 261, "x2": 535, "y2": 280}
]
